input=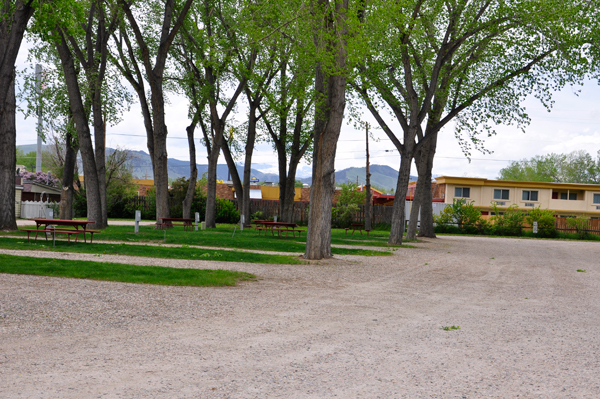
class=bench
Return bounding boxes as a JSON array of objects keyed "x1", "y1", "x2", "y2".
[
  {"x1": 20, "y1": 228, "x2": 100, "y2": 243},
  {"x1": 345, "y1": 224, "x2": 370, "y2": 237}
]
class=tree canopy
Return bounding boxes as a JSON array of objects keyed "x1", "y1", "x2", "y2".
[{"x1": 498, "y1": 150, "x2": 600, "y2": 184}]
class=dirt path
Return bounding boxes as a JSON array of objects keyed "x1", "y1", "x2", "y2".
[{"x1": 1, "y1": 236, "x2": 599, "y2": 398}]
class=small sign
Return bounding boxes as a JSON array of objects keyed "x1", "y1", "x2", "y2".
[
  {"x1": 46, "y1": 208, "x2": 54, "y2": 219},
  {"x1": 533, "y1": 221, "x2": 538, "y2": 234},
  {"x1": 134, "y1": 210, "x2": 141, "y2": 234}
]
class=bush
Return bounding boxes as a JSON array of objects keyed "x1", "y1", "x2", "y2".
[
  {"x1": 332, "y1": 203, "x2": 360, "y2": 228},
  {"x1": 251, "y1": 211, "x2": 265, "y2": 221},
  {"x1": 434, "y1": 198, "x2": 482, "y2": 233},
  {"x1": 491, "y1": 203, "x2": 524, "y2": 236},
  {"x1": 525, "y1": 207, "x2": 557, "y2": 238},
  {"x1": 566, "y1": 215, "x2": 590, "y2": 240},
  {"x1": 216, "y1": 199, "x2": 240, "y2": 224}
]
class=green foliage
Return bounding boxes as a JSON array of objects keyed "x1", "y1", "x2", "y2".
[
  {"x1": 215, "y1": 199, "x2": 240, "y2": 224},
  {"x1": 566, "y1": 215, "x2": 591, "y2": 240},
  {"x1": 525, "y1": 207, "x2": 557, "y2": 238},
  {"x1": 491, "y1": 203, "x2": 525, "y2": 236},
  {"x1": 16, "y1": 149, "x2": 37, "y2": 172},
  {"x1": 441, "y1": 326, "x2": 460, "y2": 331},
  {"x1": 333, "y1": 183, "x2": 366, "y2": 228},
  {"x1": 251, "y1": 211, "x2": 265, "y2": 221},
  {"x1": 498, "y1": 151, "x2": 600, "y2": 184},
  {"x1": 434, "y1": 198, "x2": 482, "y2": 234}
]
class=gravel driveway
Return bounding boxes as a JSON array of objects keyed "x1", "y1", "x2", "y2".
[{"x1": 1, "y1": 235, "x2": 599, "y2": 398}]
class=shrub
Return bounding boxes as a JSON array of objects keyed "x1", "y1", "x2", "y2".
[
  {"x1": 251, "y1": 211, "x2": 265, "y2": 221},
  {"x1": 491, "y1": 203, "x2": 524, "y2": 236},
  {"x1": 215, "y1": 199, "x2": 240, "y2": 223},
  {"x1": 434, "y1": 198, "x2": 482, "y2": 233},
  {"x1": 525, "y1": 207, "x2": 557, "y2": 238},
  {"x1": 566, "y1": 215, "x2": 590, "y2": 240}
]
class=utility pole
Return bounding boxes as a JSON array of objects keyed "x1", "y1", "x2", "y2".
[
  {"x1": 365, "y1": 123, "x2": 372, "y2": 231},
  {"x1": 35, "y1": 64, "x2": 43, "y2": 172}
]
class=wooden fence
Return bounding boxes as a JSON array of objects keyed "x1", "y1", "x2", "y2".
[{"x1": 554, "y1": 217, "x2": 600, "y2": 236}]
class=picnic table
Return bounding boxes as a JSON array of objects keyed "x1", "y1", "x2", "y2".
[
  {"x1": 20, "y1": 219, "x2": 99, "y2": 243},
  {"x1": 156, "y1": 217, "x2": 195, "y2": 230},
  {"x1": 254, "y1": 220, "x2": 302, "y2": 238},
  {"x1": 345, "y1": 223, "x2": 370, "y2": 236}
]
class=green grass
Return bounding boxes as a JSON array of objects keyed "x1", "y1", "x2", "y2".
[
  {"x1": 577, "y1": 269, "x2": 586, "y2": 273},
  {"x1": 0, "y1": 254, "x2": 255, "y2": 286},
  {"x1": 6, "y1": 224, "x2": 396, "y2": 256},
  {"x1": 0, "y1": 238, "x2": 306, "y2": 264},
  {"x1": 441, "y1": 325, "x2": 460, "y2": 331}
]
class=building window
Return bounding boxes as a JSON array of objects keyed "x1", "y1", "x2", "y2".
[
  {"x1": 493, "y1": 189, "x2": 509, "y2": 200},
  {"x1": 522, "y1": 190, "x2": 538, "y2": 201},
  {"x1": 569, "y1": 193, "x2": 577, "y2": 201},
  {"x1": 594, "y1": 194, "x2": 600, "y2": 204},
  {"x1": 560, "y1": 192, "x2": 568, "y2": 200},
  {"x1": 455, "y1": 187, "x2": 470, "y2": 198}
]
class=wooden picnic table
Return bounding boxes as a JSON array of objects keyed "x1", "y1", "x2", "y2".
[
  {"x1": 345, "y1": 223, "x2": 370, "y2": 236},
  {"x1": 254, "y1": 221, "x2": 302, "y2": 238},
  {"x1": 21, "y1": 219, "x2": 99, "y2": 243},
  {"x1": 157, "y1": 217, "x2": 195, "y2": 230}
]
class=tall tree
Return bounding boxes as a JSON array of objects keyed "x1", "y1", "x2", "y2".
[
  {"x1": 113, "y1": 0, "x2": 194, "y2": 223},
  {"x1": 304, "y1": 0, "x2": 352, "y2": 259},
  {"x1": 174, "y1": 0, "x2": 253, "y2": 228},
  {"x1": 0, "y1": 0, "x2": 36, "y2": 230},
  {"x1": 352, "y1": 0, "x2": 594, "y2": 244}
]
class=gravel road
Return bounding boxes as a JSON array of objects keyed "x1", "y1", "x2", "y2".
[{"x1": 1, "y1": 235, "x2": 599, "y2": 398}]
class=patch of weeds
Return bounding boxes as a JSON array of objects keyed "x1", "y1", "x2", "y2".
[
  {"x1": 199, "y1": 252, "x2": 223, "y2": 258},
  {"x1": 425, "y1": 263, "x2": 428, "y2": 265},
  {"x1": 441, "y1": 325, "x2": 460, "y2": 331},
  {"x1": 182, "y1": 244, "x2": 190, "y2": 248},
  {"x1": 577, "y1": 269, "x2": 586, "y2": 273},
  {"x1": 491, "y1": 257, "x2": 495, "y2": 259},
  {"x1": 94, "y1": 254, "x2": 102, "y2": 257}
]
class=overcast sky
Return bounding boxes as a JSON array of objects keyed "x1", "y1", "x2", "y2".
[{"x1": 15, "y1": 43, "x2": 600, "y2": 181}]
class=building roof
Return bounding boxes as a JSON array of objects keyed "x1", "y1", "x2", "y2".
[{"x1": 435, "y1": 176, "x2": 600, "y2": 191}]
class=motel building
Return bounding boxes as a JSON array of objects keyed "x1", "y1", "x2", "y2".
[{"x1": 434, "y1": 176, "x2": 600, "y2": 219}]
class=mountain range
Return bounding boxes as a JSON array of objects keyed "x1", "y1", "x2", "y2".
[{"x1": 18, "y1": 145, "x2": 414, "y2": 191}]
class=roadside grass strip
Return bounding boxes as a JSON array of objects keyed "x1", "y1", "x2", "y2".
[
  {"x1": 0, "y1": 254, "x2": 255, "y2": 287},
  {"x1": 0, "y1": 240, "x2": 305, "y2": 264}
]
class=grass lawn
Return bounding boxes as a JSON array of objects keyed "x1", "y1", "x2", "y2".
[
  {"x1": 0, "y1": 239, "x2": 307, "y2": 264},
  {"x1": 0, "y1": 254, "x2": 255, "y2": 286},
  {"x1": 6, "y1": 224, "x2": 398, "y2": 255}
]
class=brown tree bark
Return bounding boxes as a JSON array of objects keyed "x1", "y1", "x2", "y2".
[
  {"x1": 0, "y1": 0, "x2": 35, "y2": 230},
  {"x1": 0, "y1": 69, "x2": 17, "y2": 230},
  {"x1": 182, "y1": 119, "x2": 198, "y2": 219},
  {"x1": 55, "y1": 30, "x2": 103, "y2": 228},
  {"x1": 304, "y1": 0, "x2": 349, "y2": 259},
  {"x1": 60, "y1": 129, "x2": 79, "y2": 220},
  {"x1": 117, "y1": 0, "x2": 194, "y2": 222}
]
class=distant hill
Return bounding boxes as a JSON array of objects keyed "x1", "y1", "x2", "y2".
[{"x1": 300, "y1": 164, "x2": 415, "y2": 191}]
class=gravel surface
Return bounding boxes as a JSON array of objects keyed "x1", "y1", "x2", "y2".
[{"x1": 1, "y1": 235, "x2": 599, "y2": 398}]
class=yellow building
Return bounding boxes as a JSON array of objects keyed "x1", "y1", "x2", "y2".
[{"x1": 435, "y1": 176, "x2": 600, "y2": 218}]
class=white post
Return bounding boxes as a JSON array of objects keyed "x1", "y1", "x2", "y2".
[
  {"x1": 195, "y1": 212, "x2": 200, "y2": 231},
  {"x1": 46, "y1": 208, "x2": 54, "y2": 219},
  {"x1": 240, "y1": 214, "x2": 245, "y2": 231},
  {"x1": 135, "y1": 210, "x2": 141, "y2": 234}
]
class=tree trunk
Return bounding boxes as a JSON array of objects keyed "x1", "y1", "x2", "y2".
[
  {"x1": 417, "y1": 133, "x2": 438, "y2": 238},
  {"x1": 150, "y1": 87, "x2": 170, "y2": 222},
  {"x1": 182, "y1": 120, "x2": 197, "y2": 219},
  {"x1": 0, "y1": 69, "x2": 17, "y2": 230},
  {"x1": 205, "y1": 125, "x2": 223, "y2": 228},
  {"x1": 281, "y1": 164, "x2": 299, "y2": 223},
  {"x1": 93, "y1": 100, "x2": 107, "y2": 228},
  {"x1": 221, "y1": 138, "x2": 243, "y2": 217},
  {"x1": 0, "y1": 1, "x2": 35, "y2": 230},
  {"x1": 55, "y1": 32, "x2": 102, "y2": 229},
  {"x1": 60, "y1": 130, "x2": 78, "y2": 220},
  {"x1": 304, "y1": 0, "x2": 349, "y2": 260},
  {"x1": 305, "y1": 75, "x2": 347, "y2": 259},
  {"x1": 242, "y1": 100, "x2": 258, "y2": 225},
  {"x1": 388, "y1": 153, "x2": 413, "y2": 245}
]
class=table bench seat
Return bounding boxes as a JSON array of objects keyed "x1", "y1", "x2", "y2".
[{"x1": 20, "y1": 228, "x2": 100, "y2": 243}]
